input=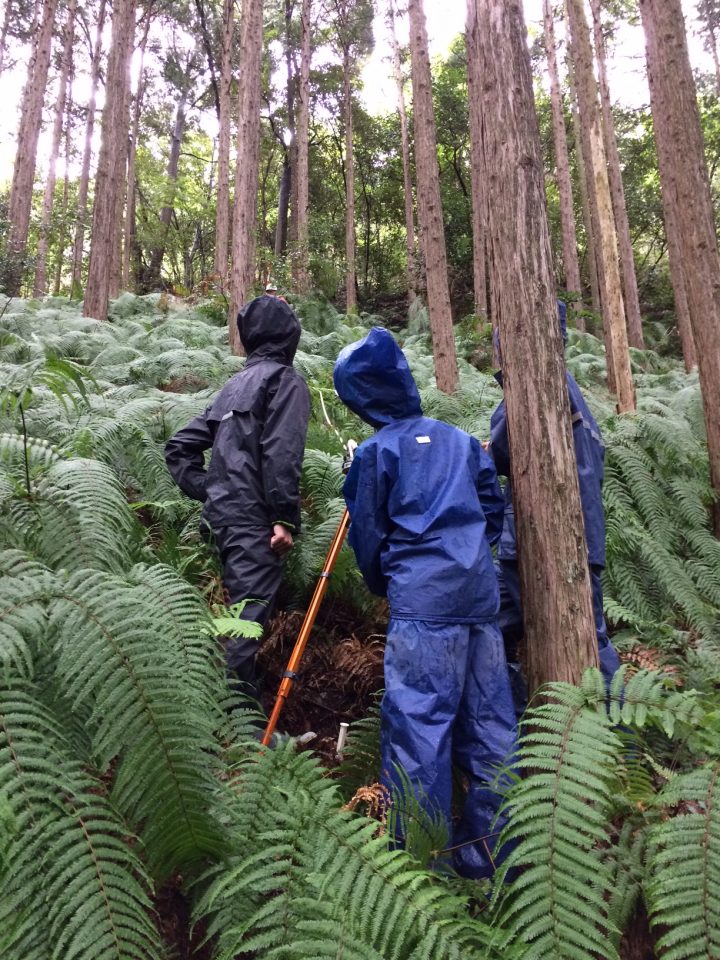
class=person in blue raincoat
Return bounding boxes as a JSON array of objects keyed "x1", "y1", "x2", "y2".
[
  {"x1": 333, "y1": 327, "x2": 517, "y2": 879},
  {"x1": 489, "y1": 301, "x2": 621, "y2": 713}
]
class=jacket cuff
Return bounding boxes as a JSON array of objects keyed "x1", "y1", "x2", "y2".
[{"x1": 273, "y1": 519, "x2": 298, "y2": 532}]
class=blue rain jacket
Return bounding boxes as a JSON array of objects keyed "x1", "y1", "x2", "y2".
[
  {"x1": 489, "y1": 304, "x2": 606, "y2": 567},
  {"x1": 334, "y1": 327, "x2": 505, "y2": 622},
  {"x1": 490, "y1": 375, "x2": 605, "y2": 566}
]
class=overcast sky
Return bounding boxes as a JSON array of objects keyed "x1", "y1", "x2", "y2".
[{"x1": 361, "y1": 0, "x2": 711, "y2": 113}]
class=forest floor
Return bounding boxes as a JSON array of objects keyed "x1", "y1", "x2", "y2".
[{"x1": 259, "y1": 600, "x2": 387, "y2": 760}]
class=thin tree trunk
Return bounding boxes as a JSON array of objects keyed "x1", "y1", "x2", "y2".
[
  {"x1": 565, "y1": 0, "x2": 635, "y2": 412},
  {"x1": 214, "y1": 0, "x2": 234, "y2": 286},
  {"x1": 34, "y1": 0, "x2": 77, "y2": 298},
  {"x1": 0, "y1": 0, "x2": 12, "y2": 77},
  {"x1": 568, "y1": 40, "x2": 616, "y2": 382},
  {"x1": 294, "y1": 0, "x2": 312, "y2": 293},
  {"x1": 195, "y1": 0, "x2": 220, "y2": 116},
  {"x1": 388, "y1": 0, "x2": 417, "y2": 304},
  {"x1": 274, "y1": 157, "x2": 292, "y2": 256},
  {"x1": 144, "y1": 93, "x2": 188, "y2": 289},
  {"x1": 123, "y1": 14, "x2": 152, "y2": 292},
  {"x1": 84, "y1": 0, "x2": 136, "y2": 321},
  {"x1": 407, "y1": 0, "x2": 459, "y2": 394},
  {"x1": 53, "y1": 90, "x2": 74, "y2": 295},
  {"x1": 229, "y1": 0, "x2": 264, "y2": 353},
  {"x1": 543, "y1": 0, "x2": 581, "y2": 299},
  {"x1": 71, "y1": 0, "x2": 108, "y2": 298},
  {"x1": 466, "y1": 3, "x2": 491, "y2": 321},
  {"x1": 589, "y1": 0, "x2": 644, "y2": 349},
  {"x1": 567, "y1": 57, "x2": 594, "y2": 329},
  {"x1": 275, "y1": 0, "x2": 296, "y2": 257},
  {"x1": 661, "y1": 191, "x2": 697, "y2": 371},
  {"x1": 698, "y1": 2, "x2": 720, "y2": 94},
  {"x1": 342, "y1": 49, "x2": 357, "y2": 312},
  {"x1": 109, "y1": 16, "x2": 136, "y2": 299},
  {"x1": 473, "y1": 0, "x2": 598, "y2": 691},
  {"x1": 639, "y1": 0, "x2": 720, "y2": 535},
  {"x1": 4, "y1": 0, "x2": 60, "y2": 295}
]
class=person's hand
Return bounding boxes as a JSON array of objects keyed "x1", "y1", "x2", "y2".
[
  {"x1": 271, "y1": 524, "x2": 294, "y2": 555},
  {"x1": 481, "y1": 440, "x2": 490, "y2": 451}
]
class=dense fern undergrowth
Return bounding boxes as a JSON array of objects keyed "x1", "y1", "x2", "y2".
[{"x1": 0, "y1": 291, "x2": 718, "y2": 959}]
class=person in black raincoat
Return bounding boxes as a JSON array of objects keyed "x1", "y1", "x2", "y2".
[
  {"x1": 165, "y1": 295, "x2": 311, "y2": 700},
  {"x1": 333, "y1": 327, "x2": 517, "y2": 879},
  {"x1": 489, "y1": 301, "x2": 621, "y2": 713}
]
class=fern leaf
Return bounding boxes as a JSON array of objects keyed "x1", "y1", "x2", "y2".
[
  {"x1": 647, "y1": 764, "x2": 720, "y2": 960},
  {"x1": 0, "y1": 684, "x2": 163, "y2": 960},
  {"x1": 493, "y1": 681, "x2": 621, "y2": 960}
]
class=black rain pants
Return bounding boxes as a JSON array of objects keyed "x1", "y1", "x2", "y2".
[{"x1": 211, "y1": 523, "x2": 284, "y2": 703}]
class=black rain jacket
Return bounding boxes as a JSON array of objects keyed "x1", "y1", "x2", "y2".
[{"x1": 164, "y1": 296, "x2": 311, "y2": 531}]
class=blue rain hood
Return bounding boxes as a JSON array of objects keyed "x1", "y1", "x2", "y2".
[{"x1": 333, "y1": 327, "x2": 422, "y2": 428}]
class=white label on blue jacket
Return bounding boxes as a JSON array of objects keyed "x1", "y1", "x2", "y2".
[{"x1": 415, "y1": 435, "x2": 431, "y2": 444}]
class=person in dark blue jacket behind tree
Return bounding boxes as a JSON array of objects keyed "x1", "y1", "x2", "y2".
[
  {"x1": 165, "y1": 295, "x2": 310, "y2": 702},
  {"x1": 333, "y1": 327, "x2": 517, "y2": 879},
  {"x1": 489, "y1": 301, "x2": 621, "y2": 714}
]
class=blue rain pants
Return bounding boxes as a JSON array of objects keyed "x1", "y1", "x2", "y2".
[
  {"x1": 496, "y1": 559, "x2": 621, "y2": 715},
  {"x1": 381, "y1": 617, "x2": 517, "y2": 879}
]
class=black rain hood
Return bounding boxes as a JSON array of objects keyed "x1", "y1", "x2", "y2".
[{"x1": 237, "y1": 295, "x2": 302, "y2": 365}]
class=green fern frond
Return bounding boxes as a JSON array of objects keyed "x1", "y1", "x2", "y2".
[
  {"x1": 605, "y1": 820, "x2": 647, "y2": 950},
  {"x1": 197, "y1": 742, "x2": 506, "y2": 960},
  {"x1": 606, "y1": 667, "x2": 704, "y2": 735},
  {"x1": 336, "y1": 698, "x2": 383, "y2": 799},
  {"x1": 0, "y1": 684, "x2": 163, "y2": 960},
  {"x1": 302, "y1": 447, "x2": 345, "y2": 512},
  {"x1": 50, "y1": 567, "x2": 228, "y2": 878},
  {"x1": 647, "y1": 763, "x2": 720, "y2": 960},
  {"x1": 493, "y1": 679, "x2": 621, "y2": 960}
]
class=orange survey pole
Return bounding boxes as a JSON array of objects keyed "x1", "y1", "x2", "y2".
[{"x1": 261, "y1": 508, "x2": 351, "y2": 746}]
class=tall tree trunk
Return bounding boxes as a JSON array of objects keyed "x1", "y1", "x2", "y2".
[
  {"x1": 0, "y1": 0, "x2": 12, "y2": 77},
  {"x1": 473, "y1": 0, "x2": 598, "y2": 691},
  {"x1": 567, "y1": 55, "x2": 595, "y2": 327},
  {"x1": 123, "y1": 14, "x2": 152, "y2": 292},
  {"x1": 294, "y1": 0, "x2": 312, "y2": 293},
  {"x1": 214, "y1": 0, "x2": 234, "y2": 286},
  {"x1": 274, "y1": 157, "x2": 292, "y2": 256},
  {"x1": 144, "y1": 93, "x2": 188, "y2": 290},
  {"x1": 466, "y1": 0, "x2": 488, "y2": 318},
  {"x1": 229, "y1": 0, "x2": 264, "y2": 353},
  {"x1": 275, "y1": 0, "x2": 296, "y2": 257},
  {"x1": 71, "y1": 0, "x2": 107, "y2": 298},
  {"x1": 342, "y1": 49, "x2": 357, "y2": 313},
  {"x1": 589, "y1": 0, "x2": 644, "y2": 350},
  {"x1": 34, "y1": 0, "x2": 77, "y2": 298},
  {"x1": 53, "y1": 90, "x2": 74, "y2": 296},
  {"x1": 109, "y1": 16, "x2": 136, "y2": 299},
  {"x1": 407, "y1": 0, "x2": 459, "y2": 394},
  {"x1": 698, "y1": 1, "x2": 720, "y2": 94},
  {"x1": 565, "y1": 0, "x2": 635, "y2": 412},
  {"x1": 83, "y1": 0, "x2": 136, "y2": 321},
  {"x1": 639, "y1": 0, "x2": 720, "y2": 535},
  {"x1": 543, "y1": 0, "x2": 581, "y2": 300},
  {"x1": 388, "y1": 0, "x2": 417, "y2": 304},
  {"x1": 661, "y1": 191, "x2": 697, "y2": 372},
  {"x1": 4, "y1": 0, "x2": 60, "y2": 296},
  {"x1": 568, "y1": 39, "x2": 616, "y2": 382}
]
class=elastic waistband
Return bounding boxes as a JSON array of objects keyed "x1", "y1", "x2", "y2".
[{"x1": 389, "y1": 610, "x2": 497, "y2": 625}]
